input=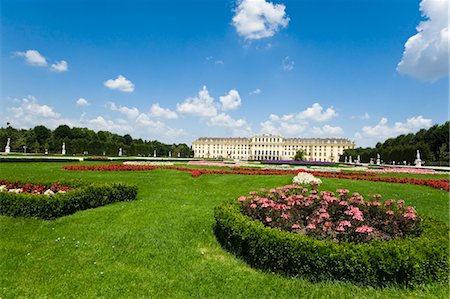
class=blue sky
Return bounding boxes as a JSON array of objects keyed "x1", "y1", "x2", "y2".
[{"x1": 1, "y1": 0, "x2": 448, "y2": 146}]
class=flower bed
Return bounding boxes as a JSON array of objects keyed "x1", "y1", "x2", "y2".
[
  {"x1": 368, "y1": 167, "x2": 447, "y2": 175},
  {"x1": 292, "y1": 173, "x2": 322, "y2": 187},
  {"x1": 0, "y1": 180, "x2": 137, "y2": 220},
  {"x1": 214, "y1": 193, "x2": 449, "y2": 287},
  {"x1": 239, "y1": 186, "x2": 421, "y2": 243},
  {"x1": 123, "y1": 161, "x2": 174, "y2": 166},
  {"x1": 0, "y1": 180, "x2": 71, "y2": 195},
  {"x1": 61, "y1": 164, "x2": 449, "y2": 191}
]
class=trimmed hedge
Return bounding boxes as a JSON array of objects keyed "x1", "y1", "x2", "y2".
[
  {"x1": 0, "y1": 157, "x2": 80, "y2": 162},
  {"x1": 0, "y1": 183, "x2": 137, "y2": 220},
  {"x1": 214, "y1": 200, "x2": 449, "y2": 288}
]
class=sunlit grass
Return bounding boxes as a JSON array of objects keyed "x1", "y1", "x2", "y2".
[{"x1": 0, "y1": 162, "x2": 448, "y2": 298}]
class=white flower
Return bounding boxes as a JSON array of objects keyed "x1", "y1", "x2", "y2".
[
  {"x1": 0, "y1": 185, "x2": 6, "y2": 192},
  {"x1": 8, "y1": 188, "x2": 23, "y2": 193},
  {"x1": 292, "y1": 172, "x2": 322, "y2": 186},
  {"x1": 44, "y1": 189, "x2": 55, "y2": 195}
]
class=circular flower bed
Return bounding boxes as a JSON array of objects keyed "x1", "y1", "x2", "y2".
[
  {"x1": 214, "y1": 186, "x2": 449, "y2": 287},
  {"x1": 239, "y1": 185, "x2": 420, "y2": 243}
]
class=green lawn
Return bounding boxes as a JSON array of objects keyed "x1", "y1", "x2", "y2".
[{"x1": 0, "y1": 162, "x2": 449, "y2": 298}]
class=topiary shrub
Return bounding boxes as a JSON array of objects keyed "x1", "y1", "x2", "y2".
[
  {"x1": 214, "y1": 194, "x2": 449, "y2": 287},
  {"x1": 0, "y1": 181, "x2": 137, "y2": 220}
]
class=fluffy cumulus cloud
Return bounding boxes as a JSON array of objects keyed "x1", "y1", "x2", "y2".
[
  {"x1": 260, "y1": 103, "x2": 340, "y2": 136},
  {"x1": 208, "y1": 113, "x2": 252, "y2": 136},
  {"x1": 104, "y1": 75, "x2": 135, "y2": 92},
  {"x1": 15, "y1": 50, "x2": 47, "y2": 66},
  {"x1": 176, "y1": 86, "x2": 218, "y2": 117},
  {"x1": 312, "y1": 125, "x2": 344, "y2": 135},
  {"x1": 219, "y1": 89, "x2": 242, "y2": 111},
  {"x1": 149, "y1": 104, "x2": 178, "y2": 119},
  {"x1": 108, "y1": 102, "x2": 140, "y2": 119},
  {"x1": 51, "y1": 60, "x2": 68, "y2": 72},
  {"x1": 232, "y1": 0, "x2": 290, "y2": 40},
  {"x1": 356, "y1": 116, "x2": 433, "y2": 145},
  {"x1": 76, "y1": 98, "x2": 89, "y2": 106},
  {"x1": 397, "y1": 0, "x2": 449, "y2": 80},
  {"x1": 9, "y1": 96, "x2": 60, "y2": 119}
]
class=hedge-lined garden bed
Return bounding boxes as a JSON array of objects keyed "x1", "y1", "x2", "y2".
[
  {"x1": 214, "y1": 199, "x2": 449, "y2": 287},
  {"x1": 0, "y1": 180, "x2": 137, "y2": 220}
]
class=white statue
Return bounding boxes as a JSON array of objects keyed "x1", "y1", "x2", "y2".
[
  {"x1": 376, "y1": 153, "x2": 381, "y2": 165},
  {"x1": 415, "y1": 149, "x2": 422, "y2": 167},
  {"x1": 62, "y1": 142, "x2": 66, "y2": 155},
  {"x1": 178, "y1": 152, "x2": 180, "y2": 158},
  {"x1": 349, "y1": 156, "x2": 353, "y2": 163},
  {"x1": 153, "y1": 150, "x2": 157, "y2": 157},
  {"x1": 118, "y1": 148, "x2": 123, "y2": 157},
  {"x1": 169, "y1": 151, "x2": 171, "y2": 157},
  {"x1": 344, "y1": 156, "x2": 348, "y2": 163},
  {"x1": 357, "y1": 155, "x2": 361, "y2": 164},
  {"x1": 5, "y1": 138, "x2": 10, "y2": 153}
]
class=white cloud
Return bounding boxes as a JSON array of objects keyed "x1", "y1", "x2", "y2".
[
  {"x1": 215, "y1": 60, "x2": 224, "y2": 65},
  {"x1": 282, "y1": 56, "x2": 294, "y2": 71},
  {"x1": 312, "y1": 125, "x2": 344, "y2": 135},
  {"x1": 51, "y1": 60, "x2": 68, "y2": 72},
  {"x1": 249, "y1": 88, "x2": 261, "y2": 95},
  {"x1": 9, "y1": 96, "x2": 60, "y2": 119},
  {"x1": 104, "y1": 75, "x2": 135, "y2": 92},
  {"x1": 232, "y1": 0, "x2": 290, "y2": 40},
  {"x1": 149, "y1": 103, "x2": 178, "y2": 119},
  {"x1": 219, "y1": 89, "x2": 242, "y2": 111},
  {"x1": 260, "y1": 103, "x2": 340, "y2": 137},
  {"x1": 176, "y1": 86, "x2": 218, "y2": 117},
  {"x1": 361, "y1": 112, "x2": 370, "y2": 120},
  {"x1": 208, "y1": 113, "x2": 252, "y2": 136},
  {"x1": 109, "y1": 102, "x2": 140, "y2": 119},
  {"x1": 76, "y1": 98, "x2": 89, "y2": 106},
  {"x1": 15, "y1": 50, "x2": 47, "y2": 66},
  {"x1": 359, "y1": 116, "x2": 433, "y2": 141},
  {"x1": 397, "y1": 0, "x2": 449, "y2": 80}
]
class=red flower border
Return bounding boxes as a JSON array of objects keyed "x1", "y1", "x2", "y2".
[{"x1": 61, "y1": 164, "x2": 449, "y2": 191}]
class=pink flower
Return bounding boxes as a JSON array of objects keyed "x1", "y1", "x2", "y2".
[
  {"x1": 250, "y1": 204, "x2": 257, "y2": 209},
  {"x1": 384, "y1": 200, "x2": 392, "y2": 206},
  {"x1": 406, "y1": 206, "x2": 416, "y2": 213},
  {"x1": 306, "y1": 223, "x2": 316, "y2": 229},
  {"x1": 403, "y1": 213, "x2": 417, "y2": 220},
  {"x1": 372, "y1": 201, "x2": 381, "y2": 206},
  {"x1": 319, "y1": 208, "x2": 327, "y2": 213},
  {"x1": 339, "y1": 201, "x2": 349, "y2": 206},
  {"x1": 373, "y1": 194, "x2": 382, "y2": 199},
  {"x1": 386, "y1": 210, "x2": 394, "y2": 215},
  {"x1": 356, "y1": 226, "x2": 374, "y2": 233},
  {"x1": 281, "y1": 212, "x2": 290, "y2": 219},
  {"x1": 238, "y1": 196, "x2": 246, "y2": 201},
  {"x1": 265, "y1": 217, "x2": 272, "y2": 223},
  {"x1": 397, "y1": 199, "x2": 405, "y2": 205},
  {"x1": 269, "y1": 188, "x2": 276, "y2": 193},
  {"x1": 319, "y1": 213, "x2": 330, "y2": 219},
  {"x1": 291, "y1": 224, "x2": 300, "y2": 229},
  {"x1": 335, "y1": 226, "x2": 345, "y2": 232},
  {"x1": 339, "y1": 220, "x2": 352, "y2": 227}
]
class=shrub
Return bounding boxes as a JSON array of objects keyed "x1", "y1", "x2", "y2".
[
  {"x1": 214, "y1": 199, "x2": 449, "y2": 287},
  {"x1": 0, "y1": 182, "x2": 137, "y2": 220}
]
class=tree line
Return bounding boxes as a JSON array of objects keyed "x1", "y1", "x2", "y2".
[
  {"x1": 340, "y1": 121, "x2": 449, "y2": 166},
  {"x1": 0, "y1": 124, "x2": 193, "y2": 157}
]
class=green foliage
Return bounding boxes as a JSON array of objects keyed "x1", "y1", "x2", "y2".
[
  {"x1": 214, "y1": 200, "x2": 449, "y2": 287},
  {"x1": 0, "y1": 125, "x2": 193, "y2": 157},
  {"x1": 341, "y1": 121, "x2": 449, "y2": 165},
  {"x1": 294, "y1": 149, "x2": 306, "y2": 161},
  {"x1": 0, "y1": 183, "x2": 137, "y2": 220}
]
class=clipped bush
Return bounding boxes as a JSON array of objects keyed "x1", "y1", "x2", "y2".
[
  {"x1": 0, "y1": 182, "x2": 137, "y2": 220},
  {"x1": 214, "y1": 199, "x2": 449, "y2": 287}
]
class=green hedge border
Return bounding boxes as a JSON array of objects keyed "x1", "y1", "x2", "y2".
[
  {"x1": 0, "y1": 182, "x2": 137, "y2": 220},
  {"x1": 214, "y1": 200, "x2": 449, "y2": 288}
]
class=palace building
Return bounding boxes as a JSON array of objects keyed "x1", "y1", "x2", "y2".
[{"x1": 192, "y1": 135, "x2": 355, "y2": 162}]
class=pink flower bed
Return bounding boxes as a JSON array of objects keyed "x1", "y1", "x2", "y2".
[
  {"x1": 240, "y1": 186, "x2": 422, "y2": 243},
  {"x1": 368, "y1": 167, "x2": 447, "y2": 175}
]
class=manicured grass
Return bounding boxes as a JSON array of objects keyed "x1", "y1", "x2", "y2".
[{"x1": 0, "y1": 162, "x2": 449, "y2": 298}]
